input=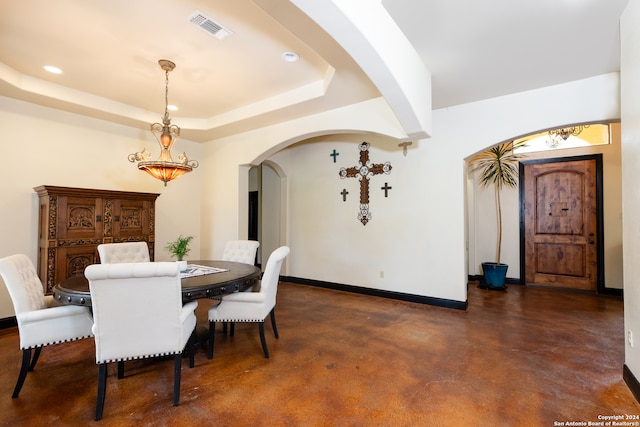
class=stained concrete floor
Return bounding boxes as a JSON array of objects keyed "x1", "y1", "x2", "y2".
[{"x1": 0, "y1": 282, "x2": 638, "y2": 426}]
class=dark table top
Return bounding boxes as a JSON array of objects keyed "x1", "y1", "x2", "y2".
[{"x1": 52, "y1": 260, "x2": 261, "y2": 306}]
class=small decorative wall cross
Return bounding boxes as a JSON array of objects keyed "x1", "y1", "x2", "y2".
[
  {"x1": 381, "y1": 182, "x2": 392, "y2": 197},
  {"x1": 398, "y1": 141, "x2": 412, "y2": 156},
  {"x1": 339, "y1": 142, "x2": 392, "y2": 225},
  {"x1": 330, "y1": 149, "x2": 339, "y2": 163},
  {"x1": 340, "y1": 189, "x2": 349, "y2": 201}
]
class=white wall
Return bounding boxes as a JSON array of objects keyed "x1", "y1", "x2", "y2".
[
  {"x1": 0, "y1": 96, "x2": 202, "y2": 318},
  {"x1": 275, "y1": 134, "x2": 429, "y2": 294},
  {"x1": 198, "y1": 97, "x2": 408, "y2": 265},
  {"x1": 200, "y1": 74, "x2": 619, "y2": 305},
  {"x1": 469, "y1": 123, "x2": 623, "y2": 289},
  {"x1": 621, "y1": 0, "x2": 640, "y2": 384}
]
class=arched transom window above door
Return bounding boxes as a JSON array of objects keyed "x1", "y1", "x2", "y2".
[{"x1": 514, "y1": 123, "x2": 613, "y2": 154}]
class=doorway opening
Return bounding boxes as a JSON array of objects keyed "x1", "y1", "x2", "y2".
[
  {"x1": 248, "y1": 162, "x2": 286, "y2": 270},
  {"x1": 466, "y1": 122, "x2": 622, "y2": 295}
]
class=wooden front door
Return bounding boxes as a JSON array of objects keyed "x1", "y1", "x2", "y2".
[{"x1": 521, "y1": 156, "x2": 601, "y2": 291}]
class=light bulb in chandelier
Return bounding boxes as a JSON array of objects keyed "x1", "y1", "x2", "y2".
[{"x1": 160, "y1": 131, "x2": 172, "y2": 147}]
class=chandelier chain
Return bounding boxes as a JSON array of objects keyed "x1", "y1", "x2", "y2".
[{"x1": 164, "y1": 70, "x2": 169, "y2": 117}]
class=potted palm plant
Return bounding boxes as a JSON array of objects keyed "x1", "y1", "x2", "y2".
[
  {"x1": 165, "y1": 235, "x2": 194, "y2": 271},
  {"x1": 472, "y1": 140, "x2": 526, "y2": 290}
]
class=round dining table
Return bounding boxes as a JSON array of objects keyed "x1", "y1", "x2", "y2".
[{"x1": 51, "y1": 260, "x2": 261, "y2": 306}]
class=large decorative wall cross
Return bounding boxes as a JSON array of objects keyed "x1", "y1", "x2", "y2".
[{"x1": 339, "y1": 142, "x2": 392, "y2": 225}]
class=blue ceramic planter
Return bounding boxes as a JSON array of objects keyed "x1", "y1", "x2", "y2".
[{"x1": 481, "y1": 262, "x2": 508, "y2": 290}]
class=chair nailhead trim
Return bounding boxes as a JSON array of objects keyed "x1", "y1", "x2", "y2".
[
  {"x1": 21, "y1": 334, "x2": 94, "y2": 350},
  {"x1": 99, "y1": 351, "x2": 182, "y2": 364}
]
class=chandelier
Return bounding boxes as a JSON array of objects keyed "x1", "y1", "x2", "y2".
[
  {"x1": 129, "y1": 59, "x2": 198, "y2": 186},
  {"x1": 546, "y1": 125, "x2": 589, "y2": 148}
]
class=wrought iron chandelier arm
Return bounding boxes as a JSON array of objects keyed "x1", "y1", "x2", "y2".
[{"x1": 128, "y1": 147, "x2": 151, "y2": 163}]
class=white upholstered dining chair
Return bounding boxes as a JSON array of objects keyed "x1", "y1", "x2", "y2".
[
  {"x1": 218, "y1": 240, "x2": 261, "y2": 306},
  {"x1": 208, "y1": 246, "x2": 290, "y2": 359},
  {"x1": 97, "y1": 241, "x2": 150, "y2": 264},
  {"x1": 85, "y1": 261, "x2": 197, "y2": 421},
  {"x1": 222, "y1": 240, "x2": 260, "y2": 265},
  {"x1": 0, "y1": 254, "x2": 94, "y2": 398}
]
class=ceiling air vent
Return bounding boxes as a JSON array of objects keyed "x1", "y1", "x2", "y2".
[{"x1": 188, "y1": 11, "x2": 233, "y2": 40}]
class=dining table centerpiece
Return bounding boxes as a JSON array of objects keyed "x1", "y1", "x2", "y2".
[{"x1": 165, "y1": 235, "x2": 194, "y2": 271}]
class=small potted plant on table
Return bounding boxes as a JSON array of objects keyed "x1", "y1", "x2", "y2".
[{"x1": 165, "y1": 235, "x2": 194, "y2": 271}]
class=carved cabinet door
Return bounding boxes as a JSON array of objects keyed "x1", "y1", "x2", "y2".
[
  {"x1": 49, "y1": 195, "x2": 104, "y2": 292},
  {"x1": 56, "y1": 196, "x2": 104, "y2": 240},
  {"x1": 52, "y1": 246, "x2": 99, "y2": 293},
  {"x1": 112, "y1": 199, "x2": 151, "y2": 239}
]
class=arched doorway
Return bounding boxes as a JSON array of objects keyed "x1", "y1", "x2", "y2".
[
  {"x1": 248, "y1": 161, "x2": 287, "y2": 269},
  {"x1": 466, "y1": 122, "x2": 622, "y2": 293}
]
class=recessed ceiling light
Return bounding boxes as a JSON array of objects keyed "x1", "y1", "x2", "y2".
[
  {"x1": 167, "y1": 105, "x2": 178, "y2": 111},
  {"x1": 282, "y1": 52, "x2": 299, "y2": 62},
  {"x1": 43, "y1": 65, "x2": 63, "y2": 74}
]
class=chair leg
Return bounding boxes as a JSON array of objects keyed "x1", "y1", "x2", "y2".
[
  {"x1": 95, "y1": 363, "x2": 108, "y2": 421},
  {"x1": 173, "y1": 353, "x2": 182, "y2": 407},
  {"x1": 188, "y1": 329, "x2": 196, "y2": 368},
  {"x1": 117, "y1": 361, "x2": 125, "y2": 379},
  {"x1": 207, "y1": 321, "x2": 216, "y2": 360},
  {"x1": 258, "y1": 322, "x2": 270, "y2": 359},
  {"x1": 230, "y1": 322, "x2": 235, "y2": 336},
  {"x1": 270, "y1": 308, "x2": 279, "y2": 339},
  {"x1": 28, "y1": 347, "x2": 42, "y2": 371},
  {"x1": 12, "y1": 348, "x2": 31, "y2": 398}
]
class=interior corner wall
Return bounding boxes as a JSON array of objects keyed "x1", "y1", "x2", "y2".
[
  {"x1": 621, "y1": 0, "x2": 640, "y2": 383},
  {"x1": 0, "y1": 96, "x2": 202, "y2": 319}
]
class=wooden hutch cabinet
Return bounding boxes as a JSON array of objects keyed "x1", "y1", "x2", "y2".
[{"x1": 34, "y1": 186, "x2": 160, "y2": 293}]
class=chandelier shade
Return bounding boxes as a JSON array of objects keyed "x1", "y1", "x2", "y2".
[{"x1": 129, "y1": 59, "x2": 198, "y2": 186}]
